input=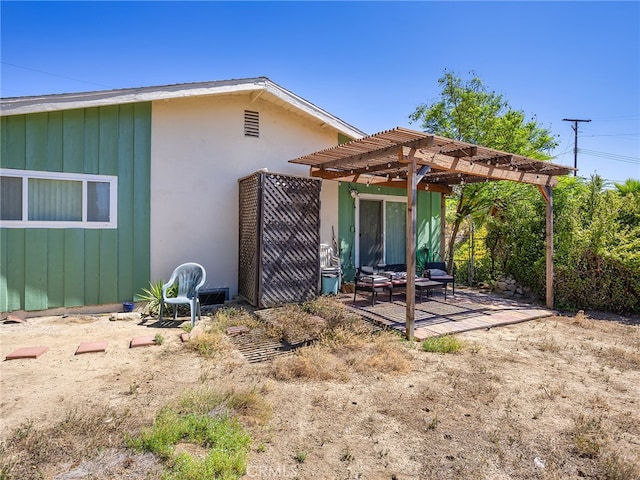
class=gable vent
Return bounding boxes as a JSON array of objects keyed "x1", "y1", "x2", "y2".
[{"x1": 244, "y1": 110, "x2": 259, "y2": 137}]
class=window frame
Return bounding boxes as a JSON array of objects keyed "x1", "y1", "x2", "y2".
[{"x1": 0, "y1": 168, "x2": 118, "y2": 229}]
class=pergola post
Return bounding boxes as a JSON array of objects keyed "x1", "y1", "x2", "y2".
[
  {"x1": 538, "y1": 185, "x2": 554, "y2": 309},
  {"x1": 405, "y1": 148, "x2": 417, "y2": 340},
  {"x1": 440, "y1": 193, "x2": 446, "y2": 261}
]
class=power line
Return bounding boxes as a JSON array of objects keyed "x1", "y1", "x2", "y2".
[
  {"x1": 579, "y1": 148, "x2": 640, "y2": 165},
  {"x1": 584, "y1": 133, "x2": 639, "y2": 138},
  {"x1": 554, "y1": 147, "x2": 576, "y2": 157},
  {"x1": 1, "y1": 61, "x2": 112, "y2": 89},
  {"x1": 589, "y1": 115, "x2": 640, "y2": 122}
]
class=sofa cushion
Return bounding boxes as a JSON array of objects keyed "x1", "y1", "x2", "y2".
[
  {"x1": 359, "y1": 275, "x2": 391, "y2": 286},
  {"x1": 427, "y1": 268, "x2": 448, "y2": 277},
  {"x1": 425, "y1": 262, "x2": 447, "y2": 271}
]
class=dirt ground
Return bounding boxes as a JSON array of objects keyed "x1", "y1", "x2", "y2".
[{"x1": 1, "y1": 298, "x2": 639, "y2": 480}]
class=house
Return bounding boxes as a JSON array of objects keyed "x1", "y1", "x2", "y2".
[{"x1": 0, "y1": 77, "x2": 444, "y2": 313}]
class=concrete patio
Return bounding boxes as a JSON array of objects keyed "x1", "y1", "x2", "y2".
[{"x1": 343, "y1": 287, "x2": 555, "y2": 340}]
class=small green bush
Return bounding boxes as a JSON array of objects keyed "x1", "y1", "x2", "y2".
[
  {"x1": 129, "y1": 389, "x2": 257, "y2": 480},
  {"x1": 422, "y1": 335, "x2": 463, "y2": 353},
  {"x1": 138, "y1": 280, "x2": 175, "y2": 316}
]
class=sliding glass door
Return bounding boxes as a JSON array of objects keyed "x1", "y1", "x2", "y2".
[
  {"x1": 357, "y1": 196, "x2": 406, "y2": 268},
  {"x1": 359, "y1": 199, "x2": 383, "y2": 267},
  {"x1": 385, "y1": 200, "x2": 406, "y2": 265}
]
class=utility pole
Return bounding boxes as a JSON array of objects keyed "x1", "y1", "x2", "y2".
[{"x1": 562, "y1": 118, "x2": 591, "y2": 176}]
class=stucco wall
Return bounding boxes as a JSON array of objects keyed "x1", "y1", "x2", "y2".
[
  {"x1": 150, "y1": 94, "x2": 340, "y2": 297},
  {"x1": 319, "y1": 179, "x2": 339, "y2": 248}
]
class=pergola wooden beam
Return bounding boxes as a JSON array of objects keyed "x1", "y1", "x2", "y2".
[
  {"x1": 292, "y1": 127, "x2": 573, "y2": 178},
  {"x1": 371, "y1": 177, "x2": 452, "y2": 194},
  {"x1": 316, "y1": 136, "x2": 434, "y2": 169},
  {"x1": 406, "y1": 148, "x2": 558, "y2": 187},
  {"x1": 310, "y1": 167, "x2": 452, "y2": 194},
  {"x1": 490, "y1": 154, "x2": 514, "y2": 165},
  {"x1": 439, "y1": 145, "x2": 478, "y2": 158},
  {"x1": 342, "y1": 160, "x2": 405, "y2": 176}
]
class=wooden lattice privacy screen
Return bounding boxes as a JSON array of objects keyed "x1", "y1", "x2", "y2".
[{"x1": 238, "y1": 171, "x2": 321, "y2": 308}]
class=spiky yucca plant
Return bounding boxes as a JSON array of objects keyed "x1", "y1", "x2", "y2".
[{"x1": 138, "y1": 280, "x2": 178, "y2": 316}]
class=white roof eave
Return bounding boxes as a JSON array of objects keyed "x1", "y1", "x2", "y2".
[{"x1": 0, "y1": 77, "x2": 366, "y2": 140}]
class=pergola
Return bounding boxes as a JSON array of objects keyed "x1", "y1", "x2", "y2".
[{"x1": 290, "y1": 127, "x2": 574, "y2": 339}]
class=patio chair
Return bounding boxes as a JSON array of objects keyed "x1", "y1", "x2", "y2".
[
  {"x1": 159, "y1": 262, "x2": 207, "y2": 326},
  {"x1": 354, "y1": 266, "x2": 391, "y2": 306},
  {"x1": 320, "y1": 243, "x2": 342, "y2": 276},
  {"x1": 320, "y1": 243, "x2": 342, "y2": 294},
  {"x1": 424, "y1": 261, "x2": 455, "y2": 295}
]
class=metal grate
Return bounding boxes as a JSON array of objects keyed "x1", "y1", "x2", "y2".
[
  {"x1": 238, "y1": 171, "x2": 321, "y2": 308},
  {"x1": 244, "y1": 110, "x2": 259, "y2": 137},
  {"x1": 229, "y1": 328, "x2": 308, "y2": 363}
]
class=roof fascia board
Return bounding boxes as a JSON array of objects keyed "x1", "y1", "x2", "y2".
[
  {"x1": 262, "y1": 79, "x2": 365, "y2": 139},
  {"x1": 0, "y1": 78, "x2": 268, "y2": 115},
  {"x1": 1, "y1": 77, "x2": 366, "y2": 140}
]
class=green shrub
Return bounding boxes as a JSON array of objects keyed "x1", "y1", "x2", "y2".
[
  {"x1": 555, "y1": 250, "x2": 640, "y2": 314},
  {"x1": 129, "y1": 389, "x2": 264, "y2": 479},
  {"x1": 452, "y1": 176, "x2": 640, "y2": 314},
  {"x1": 138, "y1": 281, "x2": 179, "y2": 316},
  {"x1": 422, "y1": 335, "x2": 463, "y2": 353}
]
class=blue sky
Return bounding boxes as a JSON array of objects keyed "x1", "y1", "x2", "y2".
[{"x1": 2, "y1": 1, "x2": 638, "y2": 182}]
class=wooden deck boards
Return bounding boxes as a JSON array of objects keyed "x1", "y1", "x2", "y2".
[{"x1": 344, "y1": 288, "x2": 554, "y2": 341}]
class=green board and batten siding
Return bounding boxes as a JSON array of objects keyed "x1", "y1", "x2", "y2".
[
  {"x1": 337, "y1": 182, "x2": 441, "y2": 281},
  {"x1": 0, "y1": 103, "x2": 151, "y2": 312}
]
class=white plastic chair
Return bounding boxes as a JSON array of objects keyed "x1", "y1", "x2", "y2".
[
  {"x1": 159, "y1": 263, "x2": 206, "y2": 326},
  {"x1": 320, "y1": 243, "x2": 342, "y2": 292},
  {"x1": 320, "y1": 243, "x2": 341, "y2": 274}
]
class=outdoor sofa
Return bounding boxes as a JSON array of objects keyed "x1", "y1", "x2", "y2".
[{"x1": 354, "y1": 261, "x2": 455, "y2": 305}]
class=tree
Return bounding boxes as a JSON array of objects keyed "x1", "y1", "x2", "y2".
[
  {"x1": 410, "y1": 71, "x2": 558, "y2": 274},
  {"x1": 614, "y1": 178, "x2": 640, "y2": 195},
  {"x1": 484, "y1": 174, "x2": 640, "y2": 313}
]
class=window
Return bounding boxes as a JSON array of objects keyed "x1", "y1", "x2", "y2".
[{"x1": 0, "y1": 169, "x2": 118, "y2": 228}]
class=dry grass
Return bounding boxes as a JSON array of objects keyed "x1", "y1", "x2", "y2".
[
  {"x1": 2, "y1": 298, "x2": 639, "y2": 479},
  {"x1": 263, "y1": 304, "x2": 327, "y2": 344},
  {"x1": 0, "y1": 386, "x2": 272, "y2": 480},
  {"x1": 269, "y1": 298, "x2": 411, "y2": 381},
  {"x1": 568, "y1": 414, "x2": 640, "y2": 479},
  {"x1": 173, "y1": 386, "x2": 272, "y2": 428},
  {"x1": 0, "y1": 404, "x2": 158, "y2": 480},
  {"x1": 355, "y1": 333, "x2": 412, "y2": 374},
  {"x1": 271, "y1": 329, "x2": 411, "y2": 381},
  {"x1": 263, "y1": 296, "x2": 364, "y2": 345},
  {"x1": 594, "y1": 346, "x2": 640, "y2": 371},
  {"x1": 185, "y1": 326, "x2": 230, "y2": 358},
  {"x1": 271, "y1": 344, "x2": 349, "y2": 381},
  {"x1": 184, "y1": 307, "x2": 261, "y2": 357},
  {"x1": 572, "y1": 310, "x2": 600, "y2": 329}
]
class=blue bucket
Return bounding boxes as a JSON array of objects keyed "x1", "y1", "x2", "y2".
[
  {"x1": 123, "y1": 302, "x2": 134, "y2": 312},
  {"x1": 321, "y1": 275, "x2": 340, "y2": 295}
]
